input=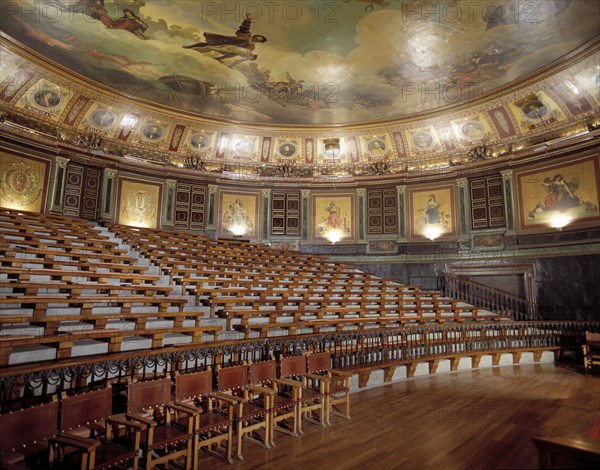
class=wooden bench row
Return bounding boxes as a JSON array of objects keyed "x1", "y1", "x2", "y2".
[{"x1": 0, "y1": 324, "x2": 222, "y2": 366}]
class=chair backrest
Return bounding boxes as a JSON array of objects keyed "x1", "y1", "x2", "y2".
[
  {"x1": 307, "y1": 352, "x2": 331, "y2": 373},
  {"x1": 249, "y1": 360, "x2": 277, "y2": 385},
  {"x1": 175, "y1": 370, "x2": 213, "y2": 400},
  {"x1": 60, "y1": 387, "x2": 112, "y2": 431},
  {"x1": 585, "y1": 332, "x2": 600, "y2": 344},
  {"x1": 280, "y1": 355, "x2": 306, "y2": 378},
  {"x1": 127, "y1": 378, "x2": 172, "y2": 413},
  {"x1": 217, "y1": 364, "x2": 249, "y2": 392},
  {"x1": 0, "y1": 400, "x2": 58, "y2": 451}
]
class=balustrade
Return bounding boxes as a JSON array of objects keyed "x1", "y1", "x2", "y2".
[{"x1": 0, "y1": 320, "x2": 597, "y2": 412}]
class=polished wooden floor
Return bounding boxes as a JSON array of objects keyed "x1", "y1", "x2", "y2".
[{"x1": 197, "y1": 364, "x2": 599, "y2": 470}]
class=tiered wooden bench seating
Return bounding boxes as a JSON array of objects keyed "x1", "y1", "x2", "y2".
[
  {"x1": 0, "y1": 210, "x2": 226, "y2": 366},
  {"x1": 108, "y1": 222, "x2": 504, "y2": 342}
]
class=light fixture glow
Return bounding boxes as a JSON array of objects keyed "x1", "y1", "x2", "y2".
[
  {"x1": 229, "y1": 223, "x2": 248, "y2": 237},
  {"x1": 549, "y1": 213, "x2": 572, "y2": 231},
  {"x1": 324, "y1": 228, "x2": 343, "y2": 244},
  {"x1": 423, "y1": 225, "x2": 443, "y2": 241}
]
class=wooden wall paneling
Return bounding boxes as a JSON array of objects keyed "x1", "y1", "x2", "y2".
[
  {"x1": 383, "y1": 189, "x2": 398, "y2": 234},
  {"x1": 63, "y1": 163, "x2": 84, "y2": 217},
  {"x1": 470, "y1": 178, "x2": 489, "y2": 229},
  {"x1": 470, "y1": 175, "x2": 506, "y2": 230},
  {"x1": 367, "y1": 189, "x2": 383, "y2": 235},
  {"x1": 285, "y1": 192, "x2": 300, "y2": 236},
  {"x1": 487, "y1": 175, "x2": 506, "y2": 228},
  {"x1": 81, "y1": 167, "x2": 100, "y2": 220},
  {"x1": 175, "y1": 183, "x2": 191, "y2": 229},
  {"x1": 190, "y1": 185, "x2": 206, "y2": 230},
  {"x1": 271, "y1": 191, "x2": 286, "y2": 236}
]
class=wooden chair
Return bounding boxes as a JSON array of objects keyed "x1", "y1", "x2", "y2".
[
  {"x1": 307, "y1": 352, "x2": 352, "y2": 423},
  {"x1": 214, "y1": 364, "x2": 273, "y2": 460},
  {"x1": 249, "y1": 359, "x2": 300, "y2": 443},
  {"x1": 126, "y1": 378, "x2": 196, "y2": 470},
  {"x1": 0, "y1": 399, "x2": 95, "y2": 470},
  {"x1": 582, "y1": 331, "x2": 600, "y2": 373},
  {"x1": 279, "y1": 355, "x2": 327, "y2": 433},
  {"x1": 174, "y1": 370, "x2": 234, "y2": 466},
  {"x1": 56, "y1": 387, "x2": 146, "y2": 470}
]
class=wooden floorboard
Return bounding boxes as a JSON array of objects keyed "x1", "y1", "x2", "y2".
[{"x1": 197, "y1": 364, "x2": 599, "y2": 470}]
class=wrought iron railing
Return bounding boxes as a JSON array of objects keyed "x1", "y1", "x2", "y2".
[
  {"x1": 439, "y1": 272, "x2": 537, "y2": 320},
  {"x1": 0, "y1": 320, "x2": 597, "y2": 412}
]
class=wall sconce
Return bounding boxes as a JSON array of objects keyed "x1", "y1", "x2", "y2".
[
  {"x1": 422, "y1": 225, "x2": 443, "y2": 241},
  {"x1": 323, "y1": 138, "x2": 340, "y2": 158},
  {"x1": 549, "y1": 213, "x2": 572, "y2": 231}
]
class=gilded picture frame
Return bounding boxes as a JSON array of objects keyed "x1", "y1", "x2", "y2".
[
  {"x1": 408, "y1": 184, "x2": 457, "y2": 241},
  {"x1": 218, "y1": 190, "x2": 260, "y2": 239},
  {"x1": 515, "y1": 154, "x2": 600, "y2": 232},
  {"x1": 117, "y1": 178, "x2": 162, "y2": 229},
  {"x1": 311, "y1": 193, "x2": 355, "y2": 243}
]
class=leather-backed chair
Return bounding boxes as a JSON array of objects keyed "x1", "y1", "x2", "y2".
[
  {"x1": 56, "y1": 387, "x2": 145, "y2": 470},
  {"x1": 0, "y1": 399, "x2": 94, "y2": 470},
  {"x1": 307, "y1": 352, "x2": 352, "y2": 423},
  {"x1": 126, "y1": 377, "x2": 196, "y2": 470},
  {"x1": 174, "y1": 370, "x2": 234, "y2": 466},
  {"x1": 214, "y1": 364, "x2": 273, "y2": 460},
  {"x1": 279, "y1": 355, "x2": 327, "y2": 433},
  {"x1": 250, "y1": 359, "x2": 300, "y2": 443},
  {"x1": 583, "y1": 331, "x2": 600, "y2": 373}
]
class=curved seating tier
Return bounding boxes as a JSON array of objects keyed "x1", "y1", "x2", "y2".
[{"x1": 1, "y1": 209, "x2": 504, "y2": 367}]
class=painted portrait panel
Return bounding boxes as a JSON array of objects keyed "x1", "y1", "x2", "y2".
[
  {"x1": 516, "y1": 156, "x2": 600, "y2": 232},
  {"x1": 0, "y1": 152, "x2": 48, "y2": 213},
  {"x1": 311, "y1": 194, "x2": 355, "y2": 243},
  {"x1": 15, "y1": 79, "x2": 72, "y2": 120},
  {"x1": 451, "y1": 113, "x2": 494, "y2": 144},
  {"x1": 273, "y1": 138, "x2": 301, "y2": 162},
  {"x1": 117, "y1": 179, "x2": 161, "y2": 229},
  {"x1": 406, "y1": 127, "x2": 442, "y2": 155},
  {"x1": 408, "y1": 185, "x2": 457, "y2": 241},
  {"x1": 218, "y1": 191, "x2": 260, "y2": 239},
  {"x1": 509, "y1": 92, "x2": 567, "y2": 132},
  {"x1": 361, "y1": 135, "x2": 392, "y2": 161}
]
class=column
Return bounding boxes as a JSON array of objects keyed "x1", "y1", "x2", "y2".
[
  {"x1": 501, "y1": 170, "x2": 516, "y2": 235},
  {"x1": 396, "y1": 185, "x2": 407, "y2": 243},
  {"x1": 47, "y1": 156, "x2": 69, "y2": 214},
  {"x1": 301, "y1": 189, "x2": 310, "y2": 242},
  {"x1": 99, "y1": 168, "x2": 117, "y2": 222},
  {"x1": 206, "y1": 184, "x2": 218, "y2": 230},
  {"x1": 456, "y1": 178, "x2": 470, "y2": 241},
  {"x1": 262, "y1": 189, "x2": 271, "y2": 243},
  {"x1": 161, "y1": 179, "x2": 176, "y2": 227},
  {"x1": 356, "y1": 188, "x2": 367, "y2": 244}
]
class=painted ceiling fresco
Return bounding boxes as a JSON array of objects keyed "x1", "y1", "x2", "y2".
[{"x1": 1, "y1": 0, "x2": 599, "y2": 126}]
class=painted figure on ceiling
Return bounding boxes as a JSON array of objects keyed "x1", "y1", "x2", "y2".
[
  {"x1": 80, "y1": 2, "x2": 149, "y2": 39},
  {"x1": 183, "y1": 14, "x2": 267, "y2": 67}
]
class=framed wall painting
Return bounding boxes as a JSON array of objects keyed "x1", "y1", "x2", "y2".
[
  {"x1": 311, "y1": 193, "x2": 355, "y2": 243},
  {"x1": 218, "y1": 190, "x2": 260, "y2": 239},
  {"x1": 0, "y1": 151, "x2": 49, "y2": 213},
  {"x1": 515, "y1": 154, "x2": 600, "y2": 233},
  {"x1": 408, "y1": 184, "x2": 457, "y2": 241},
  {"x1": 117, "y1": 178, "x2": 162, "y2": 228}
]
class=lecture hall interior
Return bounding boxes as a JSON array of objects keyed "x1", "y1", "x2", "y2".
[{"x1": 0, "y1": 1, "x2": 599, "y2": 469}]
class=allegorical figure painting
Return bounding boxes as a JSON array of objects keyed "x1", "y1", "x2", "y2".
[
  {"x1": 313, "y1": 195, "x2": 354, "y2": 241},
  {"x1": 219, "y1": 192, "x2": 258, "y2": 238},
  {"x1": 518, "y1": 157, "x2": 600, "y2": 229},
  {"x1": 409, "y1": 186, "x2": 456, "y2": 240}
]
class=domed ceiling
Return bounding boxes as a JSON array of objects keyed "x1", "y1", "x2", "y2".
[{"x1": 2, "y1": 0, "x2": 599, "y2": 126}]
